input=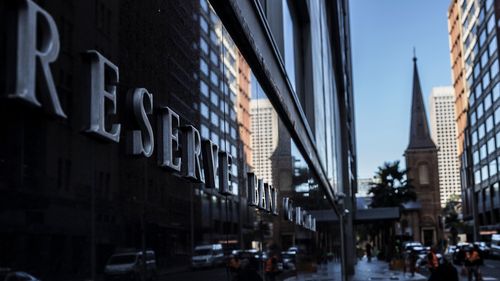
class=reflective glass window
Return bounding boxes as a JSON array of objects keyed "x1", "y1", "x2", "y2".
[
  {"x1": 487, "y1": 15, "x2": 496, "y2": 33},
  {"x1": 481, "y1": 144, "x2": 487, "y2": 160},
  {"x1": 210, "y1": 50, "x2": 218, "y2": 66},
  {"x1": 210, "y1": 111, "x2": 219, "y2": 126},
  {"x1": 210, "y1": 90, "x2": 218, "y2": 106},
  {"x1": 494, "y1": 83, "x2": 500, "y2": 101},
  {"x1": 201, "y1": 124, "x2": 209, "y2": 139},
  {"x1": 210, "y1": 70, "x2": 218, "y2": 86},
  {"x1": 477, "y1": 101, "x2": 484, "y2": 118},
  {"x1": 490, "y1": 159, "x2": 497, "y2": 176},
  {"x1": 200, "y1": 58, "x2": 209, "y2": 75},
  {"x1": 200, "y1": 37, "x2": 208, "y2": 54},
  {"x1": 283, "y1": 0, "x2": 297, "y2": 92},
  {"x1": 489, "y1": 36, "x2": 497, "y2": 55},
  {"x1": 200, "y1": 16, "x2": 208, "y2": 33},
  {"x1": 495, "y1": 107, "x2": 500, "y2": 124},
  {"x1": 488, "y1": 137, "x2": 496, "y2": 154},
  {"x1": 486, "y1": 115, "x2": 494, "y2": 132},
  {"x1": 479, "y1": 123, "x2": 486, "y2": 139},
  {"x1": 485, "y1": 93, "x2": 492, "y2": 110},
  {"x1": 200, "y1": 80, "x2": 209, "y2": 97},
  {"x1": 200, "y1": 102, "x2": 209, "y2": 118},
  {"x1": 492, "y1": 61, "x2": 499, "y2": 80}
]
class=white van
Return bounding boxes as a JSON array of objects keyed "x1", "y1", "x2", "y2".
[
  {"x1": 191, "y1": 244, "x2": 225, "y2": 269},
  {"x1": 104, "y1": 250, "x2": 157, "y2": 281},
  {"x1": 491, "y1": 234, "x2": 500, "y2": 257}
]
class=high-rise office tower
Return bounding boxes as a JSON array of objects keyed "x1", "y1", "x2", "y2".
[
  {"x1": 429, "y1": 87, "x2": 461, "y2": 206},
  {"x1": 447, "y1": 0, "x2": 500, "y2": 239},
  {"x1": 250, "y1": 98, "x2": 279, "y2": 186}
]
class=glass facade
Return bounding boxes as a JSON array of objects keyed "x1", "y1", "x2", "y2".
[
  {"x1": 460, "y1": 0, "x2": 500, "y2": 235},
  {"x1": 0, "y1": 0, "x2": 354, "y2": 280}
]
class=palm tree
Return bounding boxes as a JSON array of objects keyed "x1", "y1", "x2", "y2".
[
  {"x1": 367, "y1": 161, "x2": 416, "y2": 261},
  {"x1": 369, "y1": 161, "x2": 416, "y2": 208}
]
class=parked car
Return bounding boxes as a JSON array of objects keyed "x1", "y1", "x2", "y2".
[
  {"x1": 281, "y1": 251, "x2": 296, "y2": 270},
  {"x1": 452, "y1": 242, "x2": 472, "y2": 265},
  {"x1": 403, "y1": 241, "x2": 423, "y2": 252},
  {"x1": 0, "y1": 268, "x2": 40, "y2": 281},
  {"x1": 474, "y1": 242, "x2": 490, "y2": 257},
  {"x1": 191, "y1": 244, "x2": 225, "y2": 269},
  {"x1": 288, "y1": 246, "x2": 299, "y2": 254},
  {"x1": 490, "y1": 234, "x2": 500, "y2": 258},
  {"x1": 104, "y1": 250, "x2": 157, "y2": 281},
  {"x1": 444, "y1": 245, "x2": 457, "y2": 261}
]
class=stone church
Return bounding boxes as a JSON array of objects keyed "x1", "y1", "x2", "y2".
[{"x1": 402, "y1": 56, "x2": 442, "y2": 246}]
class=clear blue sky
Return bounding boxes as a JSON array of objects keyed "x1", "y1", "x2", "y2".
[{"x1": 351, "y1": 0, "x2": 453, "y2": 178}]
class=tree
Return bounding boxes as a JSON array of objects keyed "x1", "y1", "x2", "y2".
[
  {"x1": 442, "y1": 194, "x2": 463, "y2": 245},
  {"x1": 369, "y1": 161, "x2": 416, "y2": 208},
  {"x1": 367, "y1": 161, "x2": 417, "y2": 261}
]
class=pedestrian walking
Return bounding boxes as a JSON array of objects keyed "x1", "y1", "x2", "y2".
[
  {"x1": 433, "y1": 258, "x2": 458, "y2": 281},
  {"x1": 233, "y1": 257, "x2": 263, "y2": 281},
  {"x1": 365, "y1": 242, "x2": 372, "y2": 262},
  {"x1": 427, "y1": 247, "x2": 439, "y2": 280},
  {"x1": 264, "y1": 253, "x2": 279, "y2": 281},
  {"x1": 465, "y1": 245, "x2": 482, "y2": 281},
  {"x1": 408, "y1": 249, "x2": 418, "y2": 277}
]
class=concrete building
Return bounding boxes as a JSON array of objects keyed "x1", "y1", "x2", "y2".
[
  {"x1": 429, "y1": 86, "x2": 461, "y2": 206},
  {"x1": 404, "y1": 57, "x2": 442, "y2": 246},
  {"x1": 447, "y1": 0, "x2": 500, "y2": 240}
]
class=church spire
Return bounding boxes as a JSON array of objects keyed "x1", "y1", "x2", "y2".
[{"x1": 407, "y1": 55, "x2": 436, "y2": 150}]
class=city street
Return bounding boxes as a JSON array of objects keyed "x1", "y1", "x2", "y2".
[
  {"x1": 419, "y1": 259, "x2": 500, "y2": 281},
  {"x1": 161, "y1": 267, "x2": 228, "y2": 281}
]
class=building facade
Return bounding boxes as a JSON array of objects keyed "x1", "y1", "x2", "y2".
[
  {"x1": 0, "y1": 0, "x2": 356, "y2": 280},
  {"x1": 429, "y1": 86, "x2": 461, "y2": 206},
  {"x1": 448, "y1": 0, "x2": 500, "y2": 239},
  {"x1": 404, "y1": 57, "x2": 442, "y2": 246}
]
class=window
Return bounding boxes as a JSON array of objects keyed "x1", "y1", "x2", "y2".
[
  {"x1": 210, "y1": 71, "x2": 218, "y2": 86},
  {"x1": 474, "y1": 150, "x2": 480, "y2": 165},
  {"x1": 210, "y1": 50, "x2": 218, "y2": 66},
  {"x1": 477, "y1": 101, "x2": 484, "y2": 119},
  {"x1": 200, "y1": 37, "x2": 208, "y2": 54},
  {"x1": 210, "y1": 90, "x2": 218, "y2": 106},
  {"x1": 471, "y1": 111, "x2": 477, "y2": 126},
  {"x1": 495, "y1": 107, "x2": 500, "y2": 124},
  {"x1": 419, "y1": 164, "x2": 430, "y2": 185},
  {"x1": 200, "y1": 102, "x2": 209, "y2": 118},
  {"x1": 483, "y1": 70, "x2": 490, "y2": 89},
  {"x1": 211, "y1": 132, "x2": 219, "y2": 145},
  {"x1": 200, "y1": 16, "x2": 208, "y2": 34},
  {"x1": 487, "y1": 115, "x2": 494, "y2": 132},
  {"x1": 487, "y1": 15, "x2": 496, "y2": 34},
  {"x1": 200, "y1": 80, "x2": 209, "y2": 97},
  {"x1": 480, "y1": 144, "x2": 487, "y2": 160},
  {"x1": 283, "y1": 0, "x2": 296, "y2": 92},
  {"x1": 488, "y1": 137, "x2": 496, "y2": 154},
  {"x1": 489, "y1": 36, "x2": 497, "y2": 56},
  {"x1": 201, "y1": 124, "x2": 209, "y2": 139},
  {"x1": 480, "y1": 29, "x2": 487, "y2": 47},
  {"x1": 211, "y1": 111, "x2": 219, "y2": 126},
  {"x1": 474, "y1": 63, "x2": 481, "y2": 79},
  {"x1": 491, "y1": 62, "x2": 499, "y2": 79},
  {"x1": 200, "y1": 0, "x2": 208, "y2": 12},
  {"x1": 470, "y1": 91, "x2": 476, "y2": 106},
  {"x1": 479, "y1": 124, "x2": 486, "y2": 140},
  {"x1": 481, "y1": 51, "x2": 489, "y2": 71},
  {"x1": 200, "y1": 58, "x2": 209, "y2": 76},
  {"x1": 475, "y1": 170, "x2": 481, "y2": 185},
  {"x1": 494, "y1": 83, "x2": 500, "y2": 101},
  {"x1": 482, "y1": 165, "x2": 489, "y2": 182},
  {"x1": 230, "y1": 127, "x2": 236, "y2": 139}
]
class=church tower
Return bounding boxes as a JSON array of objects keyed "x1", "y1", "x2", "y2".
[{"x1": 404, "y1": 55, "x2": 442, "y2": 246}]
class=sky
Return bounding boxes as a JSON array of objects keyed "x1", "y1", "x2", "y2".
[{"x1": 350, "y1": 0, "x2": 453, "y2": 179}]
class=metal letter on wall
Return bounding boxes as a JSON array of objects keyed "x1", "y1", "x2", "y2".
[
  {"x1": 271, "y1": 186, "x2": 279, "y2": 216},
  {"x1": 180, "y1": 125, "x2": 204, "y2": 183},
  {"x1": 84, "y1": 50, "x2": 121, "y2": 142},
  {"x1": 126, "y1": 88, "x2": 154, "y2": 157},
  {"x1": 247, "y1": 173, "x2": 259, "y2": 207},
  {"x1": 158, "y1": 106, "x2": 181, "y2": 171},
  {"x1": 264, "y1": 183, "x2": 272, "y2": 213},
  {"x1": 202, "y1": 140, "x2": 219, "y2": 189},
  {"x1": 218, "y1": 151, "x2": 233, "y2": 195},
  {"x1": 295, "y1": 207, "x2": 302, "y2": 226},
  {"x1": 6, "y1": 0, "x2": 66, "y2": 118},
  {"x1": 283, "y1": 197, "x2": 294, "y2": 221},
  {"x1": 258, "y1": 179, "x2": 266, "y2": 210}
]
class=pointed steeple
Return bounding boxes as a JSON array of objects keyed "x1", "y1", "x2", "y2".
[{"x1": 407, "y1": 55, "x2": 436, "y2": 150}]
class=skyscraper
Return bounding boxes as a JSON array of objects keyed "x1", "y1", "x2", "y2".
[
  {"x1": 447, "y1": 0, "x2": 500, "y2": 239},
  {"x1": 429, "y1": 86, "x2": 461, "y2": 206},
  {"x1": 250, "y1": 98, "x2": 279, "y2": 186}
]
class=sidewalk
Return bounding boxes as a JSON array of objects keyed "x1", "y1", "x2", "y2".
[{"x1": 284, "y1": 258, "x2": 426, "y2": 281}]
